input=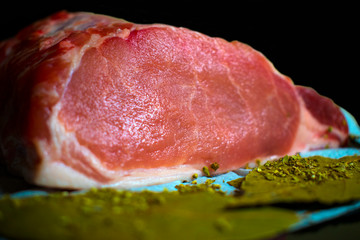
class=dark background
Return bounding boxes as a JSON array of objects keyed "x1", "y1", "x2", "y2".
[
  {"x1": 0, "y1": 1, "x2": 360, "y2": 239},
  {"x1": 0, "y1": 1, "x2": 359, "y2": 122}
]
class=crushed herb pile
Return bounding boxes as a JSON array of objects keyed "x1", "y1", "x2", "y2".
[
  {"x1": 0, "y1": 182, "x2": 298, "y2": 240},
  {"x1": 228, "y1": 154, "x2": 360, "y2": 207},
  {"x1": 1, "y1": 154, "x2": 360, "y2": 240}
]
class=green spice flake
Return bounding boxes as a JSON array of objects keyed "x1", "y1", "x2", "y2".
[
  {"x1": 228, "y1": 155, "x2": 360, "y2": 208},
  {"x1": 210, "y1": 162, "x2": 220, "y2": 171},
  {"x1": 282, "y1": 155, "x2": 289, "y2": 164},
  {"x1": 227, "y1": 177, "x2": 245, "y2": 189},
  {"x1": 175, "y1": 181, "x2": 223, "y2": 194},
  {"x1": 205, "y1": 179, "x2": 216, "y2": 185},
  {"x1": 327, "y1": 126, "x2": 333, "y2": 133},
  {"x1": 202, "y1": 166, "x2": 211, "y2": 177}
]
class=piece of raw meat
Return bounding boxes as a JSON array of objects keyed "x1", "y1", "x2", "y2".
[{"x1": 0, "y1": 11, "x2": 348, "y2": 189}]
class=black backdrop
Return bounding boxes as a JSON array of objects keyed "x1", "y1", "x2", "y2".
[
  {"x1": 1, "y1": 2, "x2": 360, "y2": 238},
  {"x1": 1, "y1": 1, "x2": 359, "y2": 121}
]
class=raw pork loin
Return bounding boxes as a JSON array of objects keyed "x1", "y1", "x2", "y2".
[{"x1": 0, "y1": 11, "x2": 348, "y2": 189}]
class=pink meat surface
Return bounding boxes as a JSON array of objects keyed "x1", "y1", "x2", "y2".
[{"x1": 0, "y1": 11, "x2": 348, "y2": 189}]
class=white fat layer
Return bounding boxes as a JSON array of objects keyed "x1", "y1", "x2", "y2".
[
  {"x1": 288, "y1": 106, "x2": 347, "y2": 154},
  {"x1": 34, "y1": 158, "x2": 202, "y2": 189}
]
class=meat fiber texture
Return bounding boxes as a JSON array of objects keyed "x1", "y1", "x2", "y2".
[{"x1": 0, "y1": 11, "x2": 348, "y2": 189}]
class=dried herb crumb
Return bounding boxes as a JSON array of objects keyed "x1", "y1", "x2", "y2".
[
  {"x1": 210, "y1": 162, "x2": 220, "y2": 171},
  {"x1": 228, "y1": 155, "x2": 360, "y2": 207},
  {"x1": 327, "y1": 126, "x2": 333, "y2": 133},
  {"x1": 202, "y1": 166, "x2": 211, "y2": 177}
]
